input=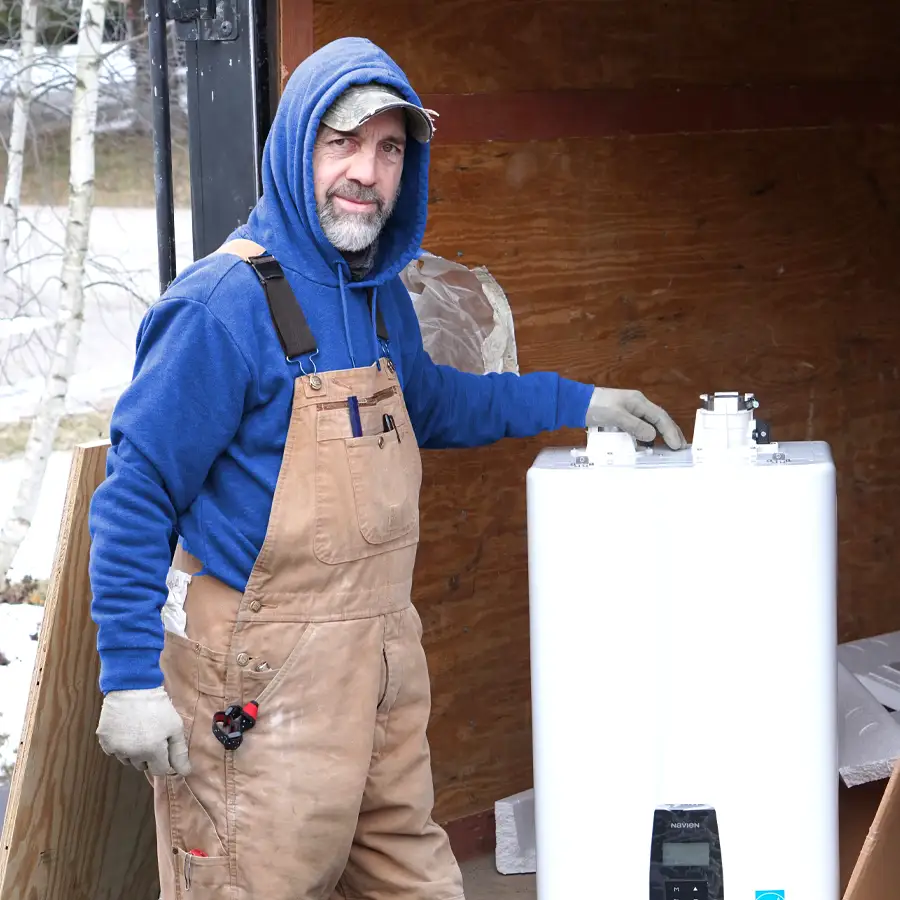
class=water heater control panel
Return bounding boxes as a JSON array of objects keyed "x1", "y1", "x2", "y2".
[{"x1": 649, "y1": 805, "x2": 724, "y2": 900}]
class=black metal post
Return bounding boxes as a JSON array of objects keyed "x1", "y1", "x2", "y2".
[
  {"x1": 147, "y1": 0, "x2": 177, "y2": 295},
  {"x1": 182, "y1": 0, "x2": 268, "y2": 259}
]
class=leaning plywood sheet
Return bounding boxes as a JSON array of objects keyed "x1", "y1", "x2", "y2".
[{"x1": 0, "y1": 441, "x2": 158, "y2": 900}]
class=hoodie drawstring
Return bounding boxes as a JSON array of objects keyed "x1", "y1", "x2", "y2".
[
  {"x1": 370, "y1": 286, "x2": 381, "y2": 371},
  {"x1": 337, "y1": 264, "x2": 357, "y2": 369},
  {"x1": 337, "y1": 263, "x2": 384, "y2": 371}
]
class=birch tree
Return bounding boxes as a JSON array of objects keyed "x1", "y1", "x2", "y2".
[
  {"x1": 0, "y1": 0, "x2": 41, "y2": 281},
  {"x1": 126, "y1": 0, "x2": 152, "y2": 130},
  {"x1": 0, "y1": 0, "x2": 108, "y2": 578}
]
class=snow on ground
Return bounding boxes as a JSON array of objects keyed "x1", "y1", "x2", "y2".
[
  {"x1": 0, "y1": 603, "x2": 44, "y2": 778},
  {"x1": 0, "y1": 448, "x2": 101, "y2": 812},
  {"x1": 0, "y1": 448, "x2": 92, "y2": 790},
  {"x1": 0, "y1": 450, "x2": 75, "y2": 584},
  {"x1": 0, "y1": 204, "x2": 192, "y2": 811},
  {"x1": 0, "y1": 452, "x2": 109, "y2": 817},
  {"x1": 0, "y1": 205, "x2": 194, "y2": 422}
]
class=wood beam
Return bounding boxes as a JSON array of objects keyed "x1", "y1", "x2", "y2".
[{"x1": 420, "y1": 83, "x2": 900, "y2": 144}]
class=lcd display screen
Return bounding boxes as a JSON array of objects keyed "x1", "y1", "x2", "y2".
[{"x1": 662, "y1": 841, "x2": 710, "y2": 867}]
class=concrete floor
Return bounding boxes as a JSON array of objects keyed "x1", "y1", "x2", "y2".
[{"x1": 460, "y1": 854, "x2": 536, "y2": 898}]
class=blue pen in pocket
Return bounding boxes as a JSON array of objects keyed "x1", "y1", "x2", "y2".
[{"x1": 347, "y1": 395, "x2": 363, "y2": 438}]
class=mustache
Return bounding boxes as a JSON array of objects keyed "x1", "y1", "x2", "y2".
[{"x1": 326, "y1": 181, "x2": 383, "y2": 211}]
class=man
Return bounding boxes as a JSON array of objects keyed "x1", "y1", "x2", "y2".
[{"x1": 89, "y1": 36, "x2": 685, "y2": 900}]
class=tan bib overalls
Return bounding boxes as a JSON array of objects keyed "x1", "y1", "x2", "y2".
[{"x1": 150, "y1": 241, "x2": 465, "y2": 900}]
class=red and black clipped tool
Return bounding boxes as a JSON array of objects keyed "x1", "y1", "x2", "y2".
[{"x1": 212, "y1": 700, "x2": 259, "y2": 750}]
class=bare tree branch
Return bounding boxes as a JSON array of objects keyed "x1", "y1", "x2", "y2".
[{"x1": 0, "y1": 0, "x2": 109, "y2": 578}]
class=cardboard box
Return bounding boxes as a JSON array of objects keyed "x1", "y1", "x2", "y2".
[{"x1": 840, "y1": 762, "x2": 900, "y2": 898}]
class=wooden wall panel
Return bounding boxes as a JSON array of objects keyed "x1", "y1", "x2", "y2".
[
  {"x1": 313, "y1": 0, "x2": 900, "y2": 92},
  {"x1": 275, "y1": 0, "x2": 900, "y2": 825},
  {"x1": 418, "y1": 125, "x2": 900, "y2": 821},
  {"x1": 277, "y1": 0, "x2": 312, "y2": 90}
]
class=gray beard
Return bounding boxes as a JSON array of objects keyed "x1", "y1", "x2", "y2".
[
  {"x1": 318, "y1": 201, "x2": 384, "y2": 253},
  {"x1": 317, "y1": 180, "x2": 399, "y2": 256}
]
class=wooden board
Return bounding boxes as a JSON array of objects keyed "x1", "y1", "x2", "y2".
[
  {"x1": 411, "y1": 125, "x2": 900, "y2": 821},
  {"x1": 276, "y1": 0, "x2": 311, "y2": 90},
  {"x1": 312, "y1": 0, "x2": 900, "y2": 93},
  {"x1": 275, "y1": 0, "x2": 900, "y2": 823},
  {"x1": 0, "y1": 441, "x2": 157, "y2": 900},
  {"x1": 276, "y1": 0, "x2": 900, "y2": 821},
  {"x1": 428, "y1": 127, "x2": 900, "y2": 644}
]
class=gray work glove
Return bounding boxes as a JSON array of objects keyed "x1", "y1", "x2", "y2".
[
  {"x1": 586, "y1": 387, "x2": 686, "y2": 450},
  {"x1": 96, "y1": 686, "x2": 192, "y2": 777}
]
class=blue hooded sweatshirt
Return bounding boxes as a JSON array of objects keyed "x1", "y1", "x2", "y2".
[{"x1": 87, "y1": 37, "x2": 595, "y2": 695}]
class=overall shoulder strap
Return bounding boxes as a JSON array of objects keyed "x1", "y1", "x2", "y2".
[
  {"x1": 216, "y1": 239, "x2": 317, "y2": 360},
  {"x1": 215, "y1": 239, "x2": 391, "y2": 358}
]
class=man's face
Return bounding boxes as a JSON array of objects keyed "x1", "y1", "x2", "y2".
[{"x1": 313, "y1": 108, "x2": 406, "y2": 253}]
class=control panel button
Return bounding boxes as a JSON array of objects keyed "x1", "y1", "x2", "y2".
[{"x1": 666, "y1": 881, "x2": 708, "y2": 900}]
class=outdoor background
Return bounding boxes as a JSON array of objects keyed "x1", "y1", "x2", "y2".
[{"x1": 0, "y1": 0, "x2": 193, "y2": 805}]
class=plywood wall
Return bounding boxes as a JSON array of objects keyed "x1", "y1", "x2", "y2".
[
  {"x1": 280, "y1": 0, "x2": 900, "y2": 822},
  {"x1": 312, "y1": 0, "x2": 900, "y2": 90}
]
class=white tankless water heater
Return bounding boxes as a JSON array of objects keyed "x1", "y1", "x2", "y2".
[{"x1": 526, "y1": 391, "x2": 838, "y2": 900}]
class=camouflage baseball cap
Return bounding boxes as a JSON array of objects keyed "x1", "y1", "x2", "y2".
[{"x1": 321, "y1": 83, "x2": 437, "y2": 143}]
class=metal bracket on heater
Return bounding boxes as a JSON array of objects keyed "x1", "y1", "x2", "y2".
[
  {"x1": 691, "y1": 391, "x2": 780, "y2": 463},
  {"x1": 699, "y1": 391, "x2": 759, "y2": 413},
  {"x1": 166, "y1": 0, "x2": 238, "y2": 41}
]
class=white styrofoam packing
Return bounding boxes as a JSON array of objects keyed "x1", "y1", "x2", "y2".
[
  {"x1": 838, "y1": 630, "x2": 900, "y2": 711},
  {"x1": 838, "y1": 660, "x2": 900, "y2": 786},
  {"x1": 494, "y1": 788, "x2": 536, "y2": 875}
]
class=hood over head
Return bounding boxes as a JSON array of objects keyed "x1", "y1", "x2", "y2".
[{"x1": 243, "y1": 37, "x2": 430, "y2": 291}]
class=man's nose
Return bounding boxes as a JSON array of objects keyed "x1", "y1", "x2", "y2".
[{"x1": 345, "y1": 147, "x2": 377, "y2": 186}]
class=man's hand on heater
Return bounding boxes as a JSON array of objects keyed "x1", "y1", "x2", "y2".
[
  {"x1": 586, "y1": 387, "x2": 687, "y2": 450},
  {"x1": 96, "y1": 685, "x2": 192, "y2": 777}
]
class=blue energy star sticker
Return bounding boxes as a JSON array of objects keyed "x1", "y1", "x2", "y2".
[{"x1": 755, "y1": 893, "x2": 785, "y2": 900}]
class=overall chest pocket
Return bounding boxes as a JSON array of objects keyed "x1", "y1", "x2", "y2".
[{"x1": 313, "y1": 389, "x2": 422, "y2": 565}]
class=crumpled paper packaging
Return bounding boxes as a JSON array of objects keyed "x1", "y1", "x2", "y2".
[{"x1": 400, "y1": 251, "x2": 519, "y2": 376}]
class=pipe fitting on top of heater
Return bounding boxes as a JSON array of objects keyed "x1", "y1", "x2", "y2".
[
  {"x1": 691, "y1": 391, "x2": 778, "y2": 463},
  {"x1": 571, "y1": 391, "x2": 779, "y2": 467},
  {"x1": 572, "y1": 426, "x2": 646, "y2": 467}
]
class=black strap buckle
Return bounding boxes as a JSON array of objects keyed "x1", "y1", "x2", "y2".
[{"x1": 246, "y1": 253, "x2": 284, "y2": 286}]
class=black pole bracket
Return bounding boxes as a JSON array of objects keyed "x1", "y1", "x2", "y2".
[
  {"x1": 148, "y1": 0, "x2": 267, "y2": 276},
  {"x1": 166, "y1": 0, "x2": 239, "y2": 42}
]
